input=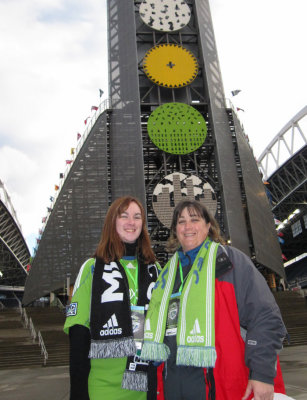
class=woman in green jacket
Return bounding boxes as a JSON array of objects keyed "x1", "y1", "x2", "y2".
[{"x1": 64, "y1": 196, "x2": 160, "y2": 400}]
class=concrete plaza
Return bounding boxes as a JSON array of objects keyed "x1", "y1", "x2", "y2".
[{"x1": 0, "y1": 345, "x2": 306, "y2": 400}]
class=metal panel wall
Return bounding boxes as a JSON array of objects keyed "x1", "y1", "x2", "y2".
[
  {"x1": 108, "y1": 0, "x2": 146, "y2": 205},
  {"x1": 194, "y1": 0, "x2": 250, "y2": 255},
  {"x1": 23, "y1": 112, "x2": 109, "y2": 305},
  {"x1": 233, "y1": 112, "x2": 284, "y2": 277}
]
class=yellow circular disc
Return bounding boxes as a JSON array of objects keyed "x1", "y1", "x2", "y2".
[{"x1": 143, "y1": 44, "x2": 198, "y2": 88}]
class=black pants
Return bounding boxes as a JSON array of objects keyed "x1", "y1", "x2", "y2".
[{"x1": 163, "y1": 363, "x2": 206, "y2": 400}]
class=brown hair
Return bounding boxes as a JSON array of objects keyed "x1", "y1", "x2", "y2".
[
  {"x1": 94, "y1": 196, "x2": 156, "y2": 264},
  {"x1": 166, "y1": 199, "x2": 225, "y2": 252}
]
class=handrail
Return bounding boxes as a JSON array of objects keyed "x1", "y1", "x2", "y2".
[
  {"x1": 56, "y1": 296, "x2": 65, "y2": 310},
  {"x1": 21, "y1": 308, "x2": 36, "y2": 341},
  {"x1": 21, "y1": 307, "x2": 29, "y2": 327},
  {"x1": 18, "y1": 301, "x2": 22, "y2": 315},
  {"x1": 13, "y1": 292, "x2": 22, "y2": 308},
  {"x1": 38, "y1": 331, "x2": 48, "y2": 366},
  {"x1": 29, "y1": 317, "x2": 37, "y2": 342},
  {"x1": 21, "y1": 308, "x2": 48, "y2": 364}
]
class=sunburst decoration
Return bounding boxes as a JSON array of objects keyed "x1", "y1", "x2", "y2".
[{"x1": 143, "y1": 44, "x2": 198, "y2": 88}]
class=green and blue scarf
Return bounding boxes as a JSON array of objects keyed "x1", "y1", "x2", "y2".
[{"x1": 140, "y1": 238, "x2": 219, "y2": 368}]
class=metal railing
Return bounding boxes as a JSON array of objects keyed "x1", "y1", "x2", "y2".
[
  {"x1": 21, "y1": 308, "x2": 36, "y2": 341},
  {"x1": 21, "y1": 307, "x2": 28, "y2": 327},
  {"x1": 13, "y1": 292, "x2": 22, "y2": 308},
  {"x1": 288, "y1": 277, "x2": 307, "y2": 290},
  {"x1": 38, "y1": 331, "x2": 48, "y2": 365},
  {"x1": 21, "y1": 307, "x2": 48, "y2": 364},
  {"x1": 29, "y1": 317, "x2": 37, "y2": 342},
  {"x1": 51, "y1": 296, "x2": 65, "y2": 311}
]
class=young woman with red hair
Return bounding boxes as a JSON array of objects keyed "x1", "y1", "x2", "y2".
[{"x1": 64, "y1": 196, "x2": 160, "y2": 400}]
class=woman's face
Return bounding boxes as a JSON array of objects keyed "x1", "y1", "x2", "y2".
[
  {"x1": 116, "y1": 201, "x2": 143, "y2": 243},
  {"x1": 176, "y1": 207, "x2": 211, "y2": 252}
]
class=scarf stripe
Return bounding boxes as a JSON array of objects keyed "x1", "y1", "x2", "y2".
[
  {"x1": 205, "y1": 242, "x2": 217, "y2": 346},
  {"x1": 155, "y1": 255, "x2": 177, "y2": 342},
  {"x1": 179, "y1": 273, "x2": 193, "y2": 345}
]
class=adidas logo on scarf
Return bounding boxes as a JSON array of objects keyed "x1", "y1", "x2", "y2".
[
  {"x1": 100, "y1": 313, "x2": 122, "y2": 336},
  {"x1": 187, "y1": 318, "x2": 204, "y2": 343}
]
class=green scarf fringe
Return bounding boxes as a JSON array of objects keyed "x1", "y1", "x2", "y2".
[
  {"x1": 176, "y1": 345, "x2": 217, "y2": 367},
  {"x1": 89, "y1": 336, "x2": 136, "y2": 359},
  {"x1": 140, "y1": 341, "x2": 170, "y2": 362},
  {"x1": 121, "y1": 371, "x2": 148, "y2": 392}
]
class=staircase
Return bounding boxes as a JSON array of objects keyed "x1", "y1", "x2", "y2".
[
  {"x1": 26, "y1": 306, "x2": 69, "y2": 366},
  {"x1": 0, "y1": 308, "x2": 43, "y2": 369},
  {"x1": 274, "y1": 290, "x2": 307, "y2": 346},
  {"x1": 0, "y1": 306, "x2": 69, "y2": 370}
]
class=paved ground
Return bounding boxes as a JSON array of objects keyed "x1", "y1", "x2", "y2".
[
  {"x1": 0, "y1": 345, "x2": 306, "y2": 399},
  {"x1": 0, "y1": 365, "x2": 69, "y2": 400},
  {"x1": 279, "y1": 345, "x2": 307, "y2": 400}
]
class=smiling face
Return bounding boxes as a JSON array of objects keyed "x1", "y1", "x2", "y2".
[
  {"x1": 115, "y1": 201, "x2": 143, "y2": 244},
  {"x1": 176, "y1": 207, "x2": 211, "y2": 252}
]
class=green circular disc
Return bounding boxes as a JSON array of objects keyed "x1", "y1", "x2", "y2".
[{"x1": 147, "y1": 103, "x2": 207, "y2": 154}]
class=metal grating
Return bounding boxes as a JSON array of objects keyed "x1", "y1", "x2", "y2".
[{"x1": 23, "y1": 112, "x2": 110, "y2": 305}]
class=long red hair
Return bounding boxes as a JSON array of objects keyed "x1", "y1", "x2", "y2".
[{"x1": 94, "y1": 196, "x2": 156, "y2": 264}]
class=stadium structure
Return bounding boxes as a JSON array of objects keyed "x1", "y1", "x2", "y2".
[
  {"x1": 23, "y1": 0, "x2": 293, "y2": 305},
  {"x1": 257, "y1": 106, "x2": 307, "y2": 289},
  {"x1": 0, "y1": 179, "x2": 30, "y2": 306}
]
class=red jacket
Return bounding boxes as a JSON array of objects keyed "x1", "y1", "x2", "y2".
[{"x1": 156, "y1": 247, "x2": 286, "y2": 399}]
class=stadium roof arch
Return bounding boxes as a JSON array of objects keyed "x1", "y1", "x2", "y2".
[
  {"x1": 257, "y1": 106, "x2": 307, "y2": 262},
  {"x1": 0, "y1": 179, "x2": 30, "y2": 288}
]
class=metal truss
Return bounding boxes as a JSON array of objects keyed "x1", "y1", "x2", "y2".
[
  {"x1": 259, "y1": 107, "x2": 307, "y2": 261},
  {"x1": 269, "y1": 147, "x2": 307, "y2": 221},
  {"x1": 135, "y1": 0, "x2": 232, "y2": 246},
  {"x1": 266, "y1": 147, "x2": 307, "y2": 260},
  {"x1": 258, "y1": 106, "x2": 307, "y2": 180},
  {"x1": 0, "y1": 180, "x2": 30, "y2": 286}
]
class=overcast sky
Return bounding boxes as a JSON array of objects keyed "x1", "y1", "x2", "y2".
[{"x1": 0, "y1": 0, "x2": 306, "y2": 255}]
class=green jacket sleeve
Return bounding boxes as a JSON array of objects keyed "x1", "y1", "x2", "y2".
[{"x1": 64, "y1": 258, "x2": 95, "y2": 334}]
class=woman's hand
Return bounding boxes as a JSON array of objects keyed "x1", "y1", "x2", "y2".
[{"x1": 242, "y1": 379, "x2": 274, "y2": 400}]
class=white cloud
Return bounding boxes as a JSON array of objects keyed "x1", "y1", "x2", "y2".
[
  {"x1": 0, "y1": 0, "x2": 306, "y2": 255},
  {"x1": 0, "y1": 0, "x2": 108, "y2": 248},
  {"x1": 210, "y1": 0, "x2": 307, "y2": 157}
]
